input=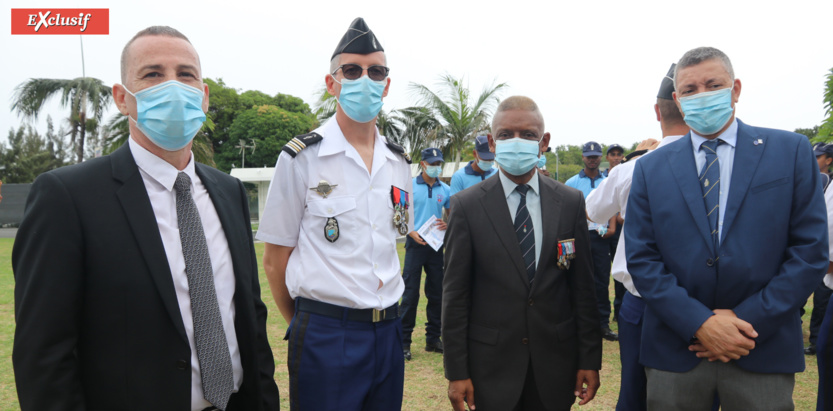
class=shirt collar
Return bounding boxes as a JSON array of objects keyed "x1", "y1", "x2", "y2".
[
  {"x1": 416, "y1": 174, "x2": 441, "y2": 187},
  {"x1": 690, "y1": 118, "x2": 739, "y2": 151},
  {"x1": 129, "y1": 137, "x2": 196, "y2": 191},
  {"x1": 498, "y1": 170, "x2": 540, "y2": 199},
  {"x1": 656, "y1": 134, "x2": 685, "y2": 149},
  {"x1": 578, "y1": 169, "x2": 604, "y2": 180},
  {"x1": 317, "y1": 117, "x2": 398, "y2": 162}
]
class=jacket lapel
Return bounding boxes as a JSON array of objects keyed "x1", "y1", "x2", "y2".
[
  {"x1": 111, "y1": 144, "x2": 188, "y2": 344},
  {"x1": 720, "y1": 120, "x2": 764, "y2": 244},
  {"x1": 667, "y1": 134, "x2": 714, "y2": 253},
  {"x1": 478, "y1": 176, "x2": 529, "y2": 288},
  {"x1": 533, "y1": 176, "x2": 561, "y2": 292}
]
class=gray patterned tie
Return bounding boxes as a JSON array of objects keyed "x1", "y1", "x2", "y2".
[{"x1": 174, "y1": 172, "x2": 234, "y2": 410}]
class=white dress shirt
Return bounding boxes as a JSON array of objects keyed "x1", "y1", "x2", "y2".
[
  {"x1": 129, "y1": 139, "x2": 242, "y2": 411},
  {"x1": 256, "y1": 118, "x2": 413, "y2": 309},
  {"x1": 586, "y1": 135, "x2": 685, "y2": 296},
  {"x1": 691, "y1": 118, "x2": 738, "y2": 241},
  {"x1": 825, "y1": 179, "x2": 833, "y2": 290},
  {"x1": 498, "y1": 171, "x2": 543, "y2": 267}
]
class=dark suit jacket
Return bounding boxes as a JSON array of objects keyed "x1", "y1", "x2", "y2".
[
  {"x1": 625, "y1": 119, "x2": 828, "y2": 374},
  {"x1": 442, "y1": 173, "x2": 602, "y2": 410},
  {"x1": 12, "y1": 144, "x2": 280, "y2": 410}
]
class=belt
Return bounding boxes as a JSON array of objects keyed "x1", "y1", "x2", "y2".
[{"x1": 297, "y1": 297, "x2": 399, "y2": 322}]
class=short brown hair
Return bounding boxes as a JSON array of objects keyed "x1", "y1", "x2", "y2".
[{"x1": 120, "y1": 26, "x2": 192, "y2": 83}]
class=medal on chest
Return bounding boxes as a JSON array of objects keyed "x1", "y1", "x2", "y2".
[
  {"x1": 390, "y1": 186, "x2": 410, "y2": 235},
  {"x1": 557, "y1": 238, "x2": 576, "y2": 270}
]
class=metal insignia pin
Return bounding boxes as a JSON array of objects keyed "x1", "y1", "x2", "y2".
[
  {"x1": 311, "y1": 180, "x2": 338, "y2": 198},
  {"x1": 704, "y1": 179, "x2": 710, "y2": 187},
  {"x1": 325, "y1": 217, "x2": 340, "y2": 243}
]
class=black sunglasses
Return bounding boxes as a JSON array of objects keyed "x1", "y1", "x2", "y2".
[{"x1": 333, "y1": 64, "x2": 390, "y2": 81}]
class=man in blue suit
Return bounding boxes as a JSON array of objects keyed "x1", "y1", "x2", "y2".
[{"x1": 625, "y1": 47, "x2": 828, "y2": 410}]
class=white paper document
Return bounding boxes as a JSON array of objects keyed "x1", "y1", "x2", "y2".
[{"x1": 417, "y1": 215, "x2": 446, "y2": 251}]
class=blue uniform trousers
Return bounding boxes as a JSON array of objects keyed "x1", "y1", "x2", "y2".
[
  {"x1": 588, "y1": 230, "x2": 612, "y2": 328},
  {"x1": 809, "y1": 282, "x2": 832, "y2": 345},
  {"x1": 400, "y1": 236, "x2": 444, "y2": 346},
  {"x1": 817, "y1": 291, "x2": 833, "y2": 410},
  {"x1": 286, "y1": 302, "x2": 404, "y2": 411},
  {"x1": 617, "y1": 291, "x2": 647, "y2": 411}
]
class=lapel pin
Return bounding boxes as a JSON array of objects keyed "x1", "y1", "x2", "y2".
[{"x1": 753, "y1": 139, "x2": 763, "y2": 146}]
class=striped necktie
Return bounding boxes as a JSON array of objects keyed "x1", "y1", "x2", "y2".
[
  {"x1": 699, "y1": 139, "x2": 722, "y2": 252},
  {"x1": 514, "y1": 184, "x2": 536, "y2": 284}
]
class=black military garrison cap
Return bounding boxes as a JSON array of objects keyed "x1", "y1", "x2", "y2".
[
  {"x1": 657, "y1": 63, "x2": 676, "y2": 100},
  {"x1": 332, "y1": 17, "x2": 384, "y2": 59}
]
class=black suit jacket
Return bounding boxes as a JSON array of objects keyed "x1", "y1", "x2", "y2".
[
  {"x1": 442, "y1": 173, "x2": 602, "y2": 410},
  {"x1": 12, "y1": 144, "x2": 280, "y2": 410}
]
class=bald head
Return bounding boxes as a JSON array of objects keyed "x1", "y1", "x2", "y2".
[
  {"x1": 120, "y1": 26, "x2": 196, "y2": 84},
  {"x1": 492, "y1": 96, "x2": 545, "y2": 132}
]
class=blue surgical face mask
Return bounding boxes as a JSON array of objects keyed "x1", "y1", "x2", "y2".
[
  {"x1": 477, "y1": 159, "x2": 494, "y2": 171},
  {"x1": 495, "y1": 138, "x2": 542, "y2": 176},
  {"x1": 537, "y1": 155, "x2": 547, "y2": 168},
  {"x1": 124, "y1": 80, "x2": 206, "y2": 152},
  {"x1": 334, "y1": 75, "x2": 386, "y2": 123},
  {"x1": 678, "y1": 86, "x2": 734, "y2": 136},
  {"x1": 425, "y1": 165, "x2": 442, "y2": 178}
]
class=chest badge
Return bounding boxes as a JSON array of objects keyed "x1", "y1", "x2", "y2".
[
  {"x1": 311, "y1": 180, "x2": 338, "y2": 198},
  {"x1": 557, "y1": 238, "x2": 576, "y2": 270},
  {"x1": 325, "y1": 217, "x2": 340, "y2": 243},
  {"x1": 390, "y1": 186, "x2": 410, "y2": 235}
]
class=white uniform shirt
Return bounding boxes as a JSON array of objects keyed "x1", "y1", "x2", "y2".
[
  {"x1": 129, "y1": 139, "x2": 243, "y2": 411},
  {"x1": 824, "y1": 179, "x2": 833, "y2": 290},
  {"x1": 256, "y1": 118, "x2": 413, "y2": 309},
  {"x1": 585, "y1": 135, "x2": 684, "y2": 297}
]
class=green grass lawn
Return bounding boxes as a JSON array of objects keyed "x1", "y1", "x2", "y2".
[{"x1": 0, "y1": 238, "x2": 823, "y2": 409}]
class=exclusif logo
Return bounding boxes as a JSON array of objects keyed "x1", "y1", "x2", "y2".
[{"x1": 11, "y1": 9, "x2": 109, "y2": 35}]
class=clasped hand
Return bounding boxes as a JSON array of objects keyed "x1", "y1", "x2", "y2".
[{"x1": 689, "y1": 309, "x2": 758, "y2": 362}]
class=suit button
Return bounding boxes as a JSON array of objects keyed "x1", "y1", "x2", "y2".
[
  {"x1": 176, "y1": 360, "x2": 188, "y2": 370},
  {"x1": 522, "y1": 338, "x2": 529, "y2": 345},
  {"x1": 706, "y1": 258, "x2": 714, "y2": 267},
  {"x1": 528, "y1": 299, "x2": 534, "y2": 306}
]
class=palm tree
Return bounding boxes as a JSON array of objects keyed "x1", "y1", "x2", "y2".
[
  {"x1": 390, "y1": 107, "x2": 444, "y2": 161},
  {"x1": 12, "y1": 77, "x2": 112, "y2": 164},
  {"x1": 409, "y1": 74, "x2": 507, "y2": 170}
]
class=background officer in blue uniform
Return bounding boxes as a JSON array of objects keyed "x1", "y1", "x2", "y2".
[
  {"x1": 450, "y1": 135, "x2": 498, "y2": 196},
  {"x1": 401, "y1": 147, "x2": 451, "y2": 360}
]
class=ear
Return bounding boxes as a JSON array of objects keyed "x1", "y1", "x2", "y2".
[
  {"x1": 382, "y1": 77, "x2": 391, "y2": 98},
  {"x1": 540, "y1": 132, "x2": 551, "y2": 155},
  {"x1": 201, "y1": 82, "x2": 210, "y2": 113},
  {"x1": 732, "y1": 78, "x2": 742, "y2": 104},
  {"x1": 487, "y1": 134, "x2": 496, "y2": 153},
  {"x1": 654, "y1": 103, "x2": 661, "y2": 122},
  {"x1": 672, "y1": 91, "x2": 683, "y2": 115},
  {"x1": 113, "y1": 84, "x2": 131, "y2": 116},
  {"x1": 325, "y1": 74, "x2": 339, "y2": 98}
]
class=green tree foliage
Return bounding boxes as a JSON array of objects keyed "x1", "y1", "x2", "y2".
[
  {"x1": 795, "y1": 126, "x2": 819, "y2": 140},
  {"x1": 216, "y1": 104, "x2": 315, "y2": 171},
  {"x1": 11, "y1": 77, "x2": 112, "y2": 164},
  {"x1": 820, "y1": 68, "x2": 833, "y2": 141},
  {"x1": 1, "y1": 117, "x2": 68, "y2": 183}
]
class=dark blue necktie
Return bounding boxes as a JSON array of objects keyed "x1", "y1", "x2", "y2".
[
  {"x1": 699, "y1": 139, "x2": 722, "y2": 251},
  {"x1": 514, "y1": 185, "x2": 536, "y2": 284}
]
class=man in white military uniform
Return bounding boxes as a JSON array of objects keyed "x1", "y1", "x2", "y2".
[{"x1": 256, "y1": 17, "x2": 413, "y2": 411}]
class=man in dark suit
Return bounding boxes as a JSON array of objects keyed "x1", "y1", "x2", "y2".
[
  {"x1": 12, "y1": 26, "x2": 280, "y2": 411},
  {"x1": 443, "y1": 96, "x2": 602, "y2": 411},
  {"x1": 625, "y1": 47, "x2": 828, "y2": 410}
]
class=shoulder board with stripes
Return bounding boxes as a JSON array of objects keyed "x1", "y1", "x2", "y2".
[
  {"x1": 281, "y1": 132, "x2": 323, "y2": 158},
  {"x1": 385, "y1": 138, "x2": 411, "y2": 164}
]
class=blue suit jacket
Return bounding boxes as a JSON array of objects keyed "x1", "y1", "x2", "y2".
[{"x1": 625, "y1": 119, "x2": 828, "y2": 374}]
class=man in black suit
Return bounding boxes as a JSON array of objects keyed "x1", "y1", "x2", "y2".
[
  {"x1": 12, "y1": 26, "x2": 280, "y2": 411},
  {"x1": 443, "y1": 96, "x2": 602, "y2": 411}
]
